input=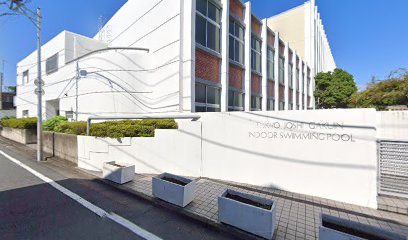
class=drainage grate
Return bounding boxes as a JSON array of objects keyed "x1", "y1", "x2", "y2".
[{"x1": 378, "y1": 141, "x2": 408, "y2": 198}]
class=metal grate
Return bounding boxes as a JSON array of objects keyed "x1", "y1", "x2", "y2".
[{"x1": 378, "y1": 141, "x2": 408, "y2": 198}]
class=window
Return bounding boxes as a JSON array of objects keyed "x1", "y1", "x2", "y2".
[
  {"x1": 267, "y1": 98, "x2": 274, "y2": 111},
  {"x1": 288, "y1": 64, "x2": 293, "y2": 88},
  {"x1": 195, "y1": 83, "x2": 221, "y2": 112},
  {"x1": 251, "y1": 36, "x2": 261, "y2": 73},
  {"x1": 278, "y1": 56, "x2": 284, "y2": 84},
  {"x1": 288, "y1": 103, "x2": 293, "y2": 110},
  {"x1": 251, "y1": 95, "x2": 262, "y2": 111},
  {"x1": 65, "y1": 111, "x2": 74, "y2": 119},
  {"x1": 307, "y1": 77, "x2": 311, "y2": 96},
  {"x1": 46, "y1": 53, "x2": 59, "y2": 75},
  {"x1": 22, "y1": 70, "x2": 29, "y2": 84},
  {"x1": 267, "y1": 48, "x2": 274, "y2": 80},
  {"x1": 279, "y1": 101, "x2": 284, "y2": 110},
  {"x1": 22, "y1": 110, "x2": 29, "y2": 118},
  {"x1": 228, "y1": 89, "x2": 244, "y2": 111},
  {"x1": 296, "y1": 69, "x2": 300, "y2": 91},
  {"x1": 229, "y1": 19, "x2": 244, "y2": 64},
  {"x1": 196, "y1": 0, "x2": 221, "y2": 53}
]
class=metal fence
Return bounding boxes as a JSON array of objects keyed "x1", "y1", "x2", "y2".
[{"x1": 378, "y1": 140, "x2": 408, "y2": 198}]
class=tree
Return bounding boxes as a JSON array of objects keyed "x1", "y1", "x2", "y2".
[
  {"x1": 349, "y1": 73, "x2": 408, "y2": 110},
  {"x1": 5, "y1": 86, "x2": 16, "y2": 93},
  {"x1": 314, "y1": 68, "x2": 357, "y2": 109}
]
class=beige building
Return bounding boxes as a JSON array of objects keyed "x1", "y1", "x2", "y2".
[{"x1": 268, "y1": 0, "x2": 336, "y2": 107}]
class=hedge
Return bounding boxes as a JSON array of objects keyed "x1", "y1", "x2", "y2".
[
  {"x1": 0, "y1": 118, "x2": 37, "y2": 129},
  {"x1": 51, "y1": 119, "x2": 177, "y2": 138}
]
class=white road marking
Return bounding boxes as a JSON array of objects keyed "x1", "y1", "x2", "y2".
[{"x1": 0, "y1": 150, "x2": 163, "y2": 240}]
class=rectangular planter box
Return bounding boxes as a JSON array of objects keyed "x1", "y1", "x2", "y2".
[
  {"x1": 218, "y1": 189, "x2": 276, "y2": 239},
  {"x1": 102, "y1": 161, "x2": 135, "y2": 184},
  {"x1": 320, "y1": 214, "x2": 407, "y2": 240},
  {"x1": 0, "y1": 127, "x2": 36, "y2": 144},
  {"x1": 152, "y1": 173, "x2": 196, "y2": 207}
]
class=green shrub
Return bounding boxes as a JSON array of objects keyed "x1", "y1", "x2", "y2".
[
  {"x1": 43, "y1": 116, "x2": 67, "y2": 131},
  {"x1": 0, "y1": 118, "x2": 37, "y2": 129},
  {"x1": 105, "y1": 124, "x2": 155, "y2": 138},
  {"x1": 49, "y1": 118, "x2": 177, "y2": 138},
  {"x1": 138, "y1": 119, "x2": 178, "y2": 129},
  {"x1": 89, "y1": 123, "x2": 109, "y2": 138},
  {"x1": 54, "y1": 121, "x2": 87, "y2": 135}
]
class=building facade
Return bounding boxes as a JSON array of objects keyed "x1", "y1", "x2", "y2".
[
  {"x1": 16, "y1": 0, "x2": 321, "y2": 120},
  {"x1": 267, "y1": 0, "x2": 336, "y2": 109}
]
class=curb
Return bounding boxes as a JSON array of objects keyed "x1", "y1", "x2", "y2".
[{"x1": 96, "y1": 178, "x2": 265, "y2": 240}]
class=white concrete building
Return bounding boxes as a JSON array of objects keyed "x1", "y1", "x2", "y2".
[
  {"x1": 16, "y1": 0, "x2": 327, "y2": 120},
  {"x1": 267, "y1": 0, "x2": 336, "y2": 109}
]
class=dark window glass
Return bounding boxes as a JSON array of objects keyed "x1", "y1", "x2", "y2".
[
  {"x1": 207, "y1": 86, "x2": 220, "y2": 105},
  {"x1": 195, "y1": 83, "x2": 206, "y2": 103},
  {"x1": 46, "y1": 53, "x2": 59, "y2": 75},
  {"x1": 196, "y1": 106, "x2": 206, "y2": 112},
  {"x1": 196, "y1": 0, "x2": 207, "y2": 15},
  {"x1": 196, "y1": 15, "x2": 206, "y2": 46},
  {"x1": 229, "y1": 36, "x2": 234, "y2": 60},
  {"x1": 208, "y1": 2, "x2": 220, "y2": 23},
  {"x1": 228, "y1": 90, "x2": 234, "y2": 106},
  {"x1": 207, "y1": 22, "x2": 220, "y2": 52}
]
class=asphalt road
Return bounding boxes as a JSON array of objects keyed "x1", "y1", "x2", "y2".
[{"x1": 0, "y1": 137, "x2": 236, "y2": 240}]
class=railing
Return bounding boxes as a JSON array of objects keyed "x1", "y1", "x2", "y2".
[{"x1": 86, "y1": 114, "x2": 201, "y2": 136}]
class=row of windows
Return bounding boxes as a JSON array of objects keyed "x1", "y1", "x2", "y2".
[{"x1": 267, "y1": 48, "x2": 274, "y2": 80}]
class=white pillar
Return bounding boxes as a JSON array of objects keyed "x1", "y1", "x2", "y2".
[
  {"x1": 220, "y1": 0, "x2": 230, "y2": 112},
  {"x1": 298, "y1": 58, "x2": 303, "y2": 110},
  {"x1": 284, "y1": 42, "x2": 289, "y2": 110},
  {"x1": 261, "y1": 19, "x2": 268, "y2": 111},
  {"x1": 273, "y1": 32, "x2": 279, "y2": 111},
  {"x1": 244, "y1": 2, "x2": 252, "y2": 112},
  {"x1": 292, "y1": 51, "x2": 297, "y2": 110},
  {"x1": 304, "y1": 66, "x2": 308, "y2": 110}
]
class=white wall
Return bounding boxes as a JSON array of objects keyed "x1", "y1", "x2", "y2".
[
  {"x1": 377, "y1": 111, "x2": 408, "y2": 141},
  {"x1": 16, "y1": 0, "x2": 194, "y2": 120},
  {"x1": 77, "y1": 109, "x2": 379, "y2": 208}
]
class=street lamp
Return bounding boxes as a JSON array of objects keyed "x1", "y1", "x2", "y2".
[{"x1": 9, "y1": 0, "x2": 44, "y2": 161}]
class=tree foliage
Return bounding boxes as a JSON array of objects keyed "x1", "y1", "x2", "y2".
[
  {"x1": 349, "y1": 73, "x2": 408, "y2": 110},
  {"x1": 314, "y1": 68, "x2": 357, "y2": 109}
]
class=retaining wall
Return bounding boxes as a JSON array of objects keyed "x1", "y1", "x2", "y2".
[
  {"x1": 43, "y1": 131, "x2": 78, "y2": 164},
  {"x1": 0, "y1": 127, "x2": 37, "y2": 144}
]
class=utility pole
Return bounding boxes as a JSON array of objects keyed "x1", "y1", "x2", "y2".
[
  {"x1": 0, "y1": 60, "x2": 4, "y2": 110},
  {"x1": 7, "y1": 1, "x2": 44, "y2": 161},
  {"x1": 36, "y1": 8, "x2": 43, "y2": 161}
]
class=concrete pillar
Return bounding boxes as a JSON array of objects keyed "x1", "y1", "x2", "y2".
[
  {"x1": 304, "y1": 65, "x2": 308, "y2": 110},
  {"x1": 292, "y1": 51, "x2": 297, "y2": 110},
  {"x1": 220, "y1": 0, "x2": 230, "y2": 112},
  {"x1": 273, "y1": 32, "x2": 279, "y2": 111},
  {"x1": 261, "y1": 19, "x2": 268, "y2": 111},
  {"x1": 244, "y1": 2, "x2": 251, "y2": 112},
  {"x1": 284, "y1": 42, "x2": 289, "y2": 110},
  {"x1": 298, "y1": 58, "x2": 303, "y2": 110}
]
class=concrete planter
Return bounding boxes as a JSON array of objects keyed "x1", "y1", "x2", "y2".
[
  {"x1": 102, "y1": 161, "x2": 135, "y2": 184},
  {"x1": 152, "y1": 173, "x2": 196, "y2": 207},
  {"x1": 320, "y1": 214, "x2": 407, "y2": 240},
  {"x1": 218, "y1": 189, "x2": 276, "y2": 239},
  {"x1": 0, "y1": 127, "x2": 36, "y2": 144}
]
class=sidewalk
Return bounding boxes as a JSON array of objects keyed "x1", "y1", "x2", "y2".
[{"x1": 87, "y1": 171, "x2": 408, "y2": 240}]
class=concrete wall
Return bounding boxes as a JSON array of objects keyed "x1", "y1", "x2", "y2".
[
  {"x1": 0, "y1": 127, "x2": 37, "y2": 144},
  {"x1": 377, "y1": 111, "x2": 408, "y2": 141},
  {"x1": 77, "y1": 109, "x2": 378, "y2": 208},
  {"x1": 43, "y1": 131, "x2": 78, "y2": 164}
]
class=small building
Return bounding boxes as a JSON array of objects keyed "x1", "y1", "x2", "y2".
[{"x1": 16, "y1": 0, "x2": 335, "y2": 120}]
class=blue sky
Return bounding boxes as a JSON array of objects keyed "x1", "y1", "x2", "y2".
[{"x1": 0, "y1": 0, "x2": 407, "y2": 90}]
